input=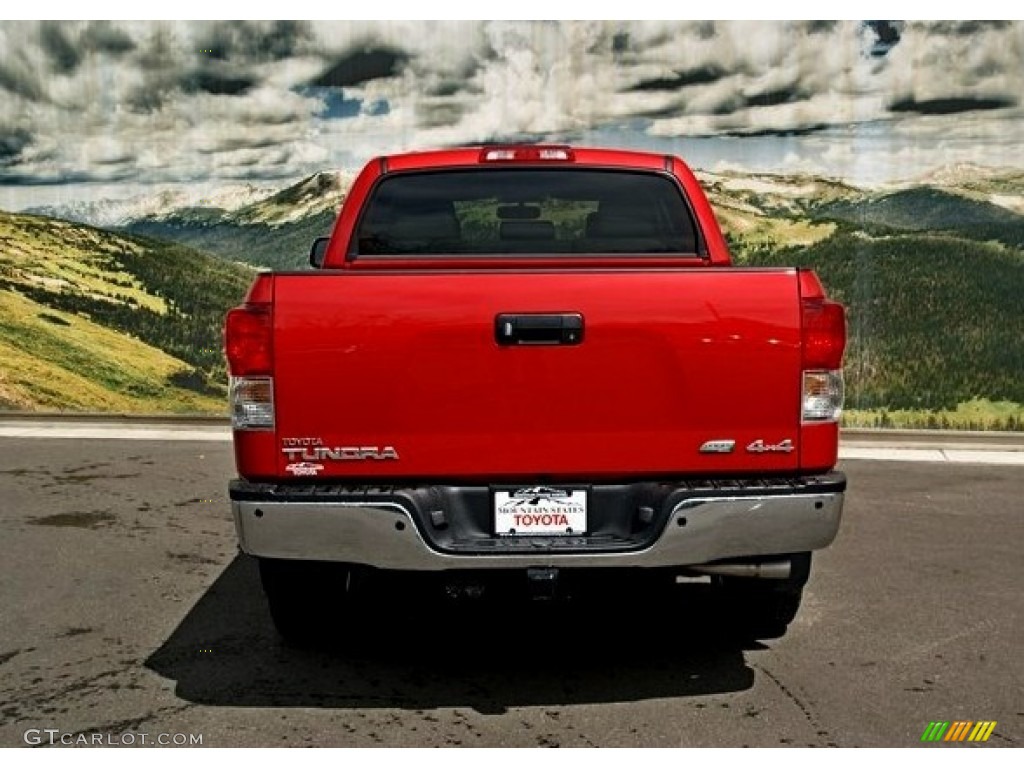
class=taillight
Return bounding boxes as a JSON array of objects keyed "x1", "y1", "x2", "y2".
[
  {"x1": 480, "y1": 145, "x2": 575, "y2": 163},
  {"x1": 802, "y1": 299, "x2": 845, "y2": 370},
  {"x1": 224, "y1": 276, "x2": 274, "y2": 430},
  {"x1": 225, "y1": 306, "x2": 272, "y2": 376},
  {"x1": 229, "y1": 376, "x2": 274, "y2": 430},
  {"x1": 802, "y1": 370, "x2": 844, "y2": 422},
  {"x1": 801, "y1": 295, "x2": 846, "y2": 422}
]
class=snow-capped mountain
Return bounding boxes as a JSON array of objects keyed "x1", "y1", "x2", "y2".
[
  {"x1": 26, "y1": 171, "x2": 358, "y2": 233},
  {"x1": 224, "y1": 171, "x2": 355, "y2": 228},
  {"x1": 912, "y1": 162, "x2": 1010, "y2": 188},
  {"x1": 26, "y1": 182, "x2": 277, "y2": 229},
  {"x1": 116, "y1": 171, "x2": 357, "y2": 269}
]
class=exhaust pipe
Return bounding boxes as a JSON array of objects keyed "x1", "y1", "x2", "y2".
[{"x1": 688, "y1": 560, "x2": 792, "y2": 580}]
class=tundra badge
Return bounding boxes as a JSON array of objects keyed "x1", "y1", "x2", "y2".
[{"x1": 281, "y1": 437, "x2": 399, "y2": 461}]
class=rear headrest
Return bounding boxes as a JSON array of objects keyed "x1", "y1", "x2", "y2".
[
  {"x1": 389, "y1": 211, "x2": 460, "y2": 241},
  {"x1": 585, "y1": 213, "x2": 656, "y2": 239},
  {"x1": 500, "y1": 220, "x2": 556, "y2": 240}
]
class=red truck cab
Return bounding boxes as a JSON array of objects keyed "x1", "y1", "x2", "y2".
[{"x1": 225, "y1": 145, "x2": 846, "y2": 644}]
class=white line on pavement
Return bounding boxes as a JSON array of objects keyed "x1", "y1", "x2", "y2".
[
  {"x1": 0, "y1": 425, "x2": 230, "y2": 441},
  {"x1": 933, "y1": 450, "x2": 1024, "y2": 466},
  {"x1": 839, "y1": 447, "x2": 946, "y2": 462}
]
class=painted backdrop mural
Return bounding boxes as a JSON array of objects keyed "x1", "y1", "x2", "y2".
[{"x1": 0, "y1": 21, "x2": 1022, "y2": 427}]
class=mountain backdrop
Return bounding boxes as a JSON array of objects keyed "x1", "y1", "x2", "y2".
[
  {"x1": 2, "y1": 163, "x2": 1022, "y2": 428},
  {"x1": 1, "y1": 21, "x2": 1022, "y2": 427},
  {"x1": 0, "y1": 210, "x2": 252, "y2": 412}
]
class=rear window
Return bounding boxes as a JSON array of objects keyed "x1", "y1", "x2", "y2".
[{"x1": 352, "y1": 169, "x2": 699, "y2": 257}]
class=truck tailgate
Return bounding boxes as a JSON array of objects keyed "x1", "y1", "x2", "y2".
[{"x1": 272, "y1": 269, "x2": 803, "y2": 479}]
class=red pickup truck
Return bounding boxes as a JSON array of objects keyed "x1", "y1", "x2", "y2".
[{"x1": 225, "y1": 145, "x2": 846, "y2": 644}]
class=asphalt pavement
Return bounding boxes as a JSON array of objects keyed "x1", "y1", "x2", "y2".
[{"x1": 0, "y1": 436, "x2": 1020, "y2": 747}]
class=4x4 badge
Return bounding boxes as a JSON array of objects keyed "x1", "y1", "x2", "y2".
[{"x1": 747, "y1": 439, "x2": 794, "y2": 454}]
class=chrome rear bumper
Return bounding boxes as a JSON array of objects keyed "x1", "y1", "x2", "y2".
[{"x1": 231, "y1": 479, "x2": 844, "y2": 571}]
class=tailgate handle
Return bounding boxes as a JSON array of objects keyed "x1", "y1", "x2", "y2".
[{"x1": 495, "y1": 313, "x2": 584, "y2": 346}]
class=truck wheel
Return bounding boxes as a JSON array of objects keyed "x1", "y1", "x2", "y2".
[
  {"x1": 713, "y1": 553, "x2": 811, "y2": 640},
  {"x1": 257, "y1": 558, "x2": 356, "y2": 647}
]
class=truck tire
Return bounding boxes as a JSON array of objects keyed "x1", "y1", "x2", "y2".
[
  {"x1": 257, "y1": 557, "x2": 356, "y2": 647},
  {"x1": 713, "y1": 553, "x2": 812, "y2": 640}
]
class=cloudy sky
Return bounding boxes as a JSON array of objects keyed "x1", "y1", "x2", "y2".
[{"x1": 1, "y1": 20, "x2": 1022, "y2": 209}]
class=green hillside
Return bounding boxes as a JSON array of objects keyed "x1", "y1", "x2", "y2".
[
  {"x1": 0, "y1": 211, "x2": 252, "y2": 412},
  {"x1": 127, "y1": 211, "x2": 333, "y2": 270},
  {"x1": 4, "y1": 166, "x2": 1021, "y2": 428},
  {"x1": 742, "y1": 231, "x2": 1024, "y2": 423},
  {"x1": 715, "y1": 169, "x2": 1024, "y2": 430},
  {"x1": 817, "y1": 187, "x2": 1024, "y2": 248},
  {"x1": 125, "y1": 172, "x2": 346, "y2": 269}
]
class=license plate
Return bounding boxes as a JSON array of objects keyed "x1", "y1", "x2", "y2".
[{"x1": 494, "y1": 487, "x2": 587, "y2": 536}]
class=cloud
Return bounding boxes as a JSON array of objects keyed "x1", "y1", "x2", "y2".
[
  {"x1": 721, "y1": 123, "x2": 832, "y2": 139},
  {"x1": 627, "y1": 64, "x2": 728, "y2": 93},
  {"x1": 742, "y1": 86, "x2": 810, "y2": 109},
  {"x1": 81, "y1": 21, "x2": 135, "y2": 56},
  {"x1": 0, "y1": 19, "x2": 1022, "y2": 202},
  {"x1": 38, "y1": 21, "x2": 81, "y2": 74},
  {"x1": 308, "y1": 45, "x2": 409, "y2": 88},
  {"x1": 924, "y1": 21, "x2": 1014, "y2": 36},
  {"x1": 0, "y1": 129, "x2": 32, "y2": 166},
  {"x1": 864, "y1": 21, "x2": 903, "y2": 57},
  {"x1": 885, "y1": 21, "x2": 1022, "y2": 105},
  {"x1": 806, "y1": 21, "x2": 839, "y2": 35},
  {"x1": 349, "y1": 21, "x2": 880, "y2": 146},
  {"x1": 0, "y1": 29, "x2": 46, "y2": 102},
  {"x1": 35, "y1": 21, "x2": 136, "y2": 78},
  {"x1": 0, "y1": 63, "x2": 43, "y2": 101},
  {"x1": 195, "y1": 135, "x2": 283, "y2": 155},
  {"x1": 136, "y1": 23, "x2": 179, "y2": 72},
  {"x1": 889, "y1": 96, "x2": 1016, "y2": 115},
  {"x1": 180, "y1": 70, "x2": 257, "y2": 96},
  {"x1": 198, "y1": 20, "x2": 314, "y2": 63}
]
